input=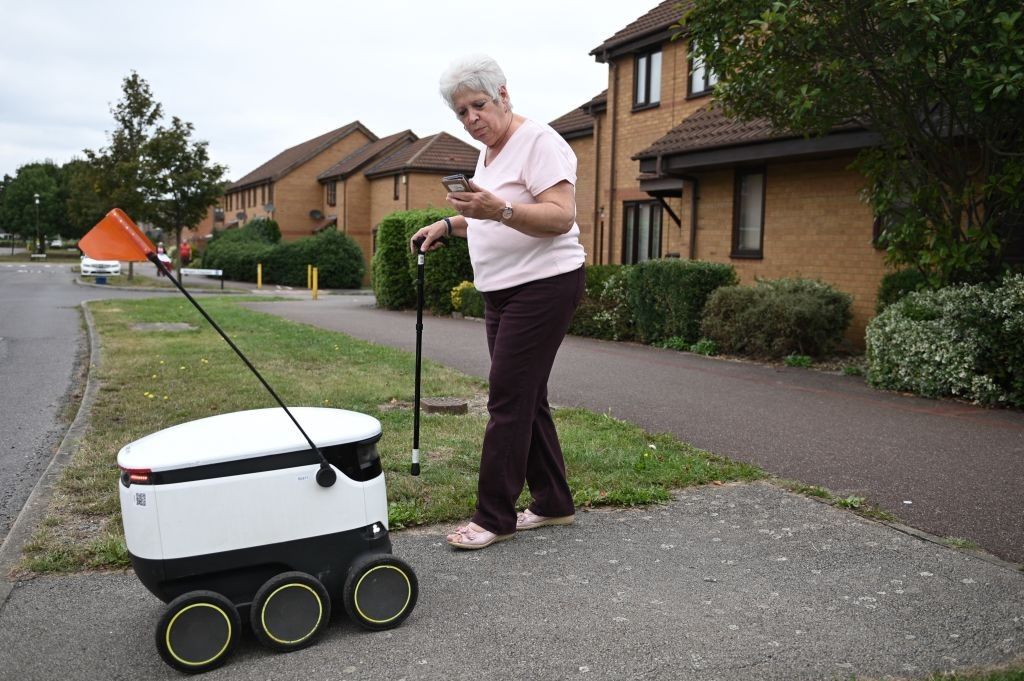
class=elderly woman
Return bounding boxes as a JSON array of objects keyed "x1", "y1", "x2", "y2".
[{"x1": 411, "y1": 55, "x2": 586, "y2": 550}]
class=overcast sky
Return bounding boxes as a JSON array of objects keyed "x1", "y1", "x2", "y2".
[{"x1": 0, "y1": 1, "x2": 663, "y2": 182}]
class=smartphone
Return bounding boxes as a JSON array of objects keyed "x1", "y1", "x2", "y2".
[{"x1": 441, "y1": 174, "x2": 474, "y2": 193}]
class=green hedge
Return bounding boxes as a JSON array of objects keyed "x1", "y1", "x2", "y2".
[
  {"x1": 625, "y1": 259, "x2": 738, "y2": 344},
  {"x1": 203, "y1": 240, "x2": 274, "y2": 282},
  {"x1": 204, "y1": 221, "x2": 364, "y2": 288},
  {"x1": 700, "y1": 278, "x2": 852, "y2": 358},
  {"x1": 372, "y1": 208, "x2": 472, "y2": 314},
  {"x1": 265, "y1": 230, "x2": 364, "y2": 289},
  {"x1": 866, "y1": 273, "x2": 1024, "y2": 406}
]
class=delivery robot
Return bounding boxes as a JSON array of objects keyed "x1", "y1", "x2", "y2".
[{"x1": 118, "y1": 406, "x2": 418, "y2": 673}]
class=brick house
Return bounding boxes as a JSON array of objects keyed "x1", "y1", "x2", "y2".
[
  {"x1": 548, "y1": 0, "x2": 891, "y2": 342},
  {"x1": 188, "y1": 125, "x2": 477, "y2": 280},
  {"x1": 361, "y1": 132, "x2": 478, "y2": 256},
  {"x1": 317, "y1": 130, "x2": 419, "y2": 267},
  {"x1": 220, "y1": 121, "x2": 377, "y2": 238}
]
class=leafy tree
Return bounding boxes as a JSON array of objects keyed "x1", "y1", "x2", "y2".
[
  {"x1": 83, "y1": 71, "x2": 164, "y2": 225},
  {"x1": 143, "y1": 115, "x2": 227, "y2": 262},
  {"x1": 682, "y1": 1, "x2": 1024, "y2": 286},
  {"x1": 63, "y1": 158, "x2": 108, "y2": 236},
  {"x1": 0, "y1": 162, "x2": 67, "y2": 252}
]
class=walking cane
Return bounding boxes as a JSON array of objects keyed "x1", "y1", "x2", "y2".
[{"x1": 411, "y1": 238, "x2": 426, "y2": 476}]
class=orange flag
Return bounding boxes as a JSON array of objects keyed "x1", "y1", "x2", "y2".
[{"x1": 78, "y1": 209, "x2": 156, "y2": 262}]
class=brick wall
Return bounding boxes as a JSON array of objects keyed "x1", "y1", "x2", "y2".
[
  {"x1": 568, "y1": 135, "x2": 597, "y2": 263},
  {"x1": 271, "y1": 130, "x2": 374, "y2": 240},
  {"x1": 688, "y1": 156, "x2": 887, "y2": 344}
]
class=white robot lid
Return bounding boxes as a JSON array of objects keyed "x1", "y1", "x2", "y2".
[{"x1": 117, "y1": 407, "x2": 382, "y2": 472}]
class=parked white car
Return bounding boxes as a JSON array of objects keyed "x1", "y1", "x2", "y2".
[{"x1": 80, "y1": 256, "x2": 121, "y2": 276}]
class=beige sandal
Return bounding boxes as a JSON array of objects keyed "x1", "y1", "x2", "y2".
[
  {"x1": 446, "y1": 522, "x2": 515, "y2": 550},
  {"x1": 516, "y1": 509, "x2": 575, "y2": 531}
]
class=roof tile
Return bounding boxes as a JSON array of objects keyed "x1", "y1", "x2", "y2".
[
  {"x1": 591, "y1": 1, "x2": 692, "y2": 59},
  {"x1": 229, "y1": 121, "x2": 375, "y2": 189},
  {"x1": 364, "y1": 132, "x2": 478, "y2": 177},
  {"x1": 317, "y1": 130, "x2": 418, "y2": 181}
]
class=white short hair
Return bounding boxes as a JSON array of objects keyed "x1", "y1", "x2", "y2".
[{"x1": 439, "y1": 54, "x2": 510, "y2": 110}]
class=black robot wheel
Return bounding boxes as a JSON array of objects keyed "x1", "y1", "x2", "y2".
[
  {"x1": 343, "y1": 553, "x2": 418, "y2": 631},
  {"x1": 155, "y1": 590, "x2": 240, "y2": 673},
  {"x1": 250, "y1": 571, "x2": 331, "y2": 652}
]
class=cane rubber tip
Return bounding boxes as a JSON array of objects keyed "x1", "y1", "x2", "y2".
[{"x1": 410, "y1": 463, "x2": 420, "y2": 476}]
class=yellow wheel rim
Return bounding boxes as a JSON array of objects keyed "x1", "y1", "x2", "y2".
[
  {"x1": 261, "y1": 582, "x2": 324, "y2": 645},
  {"x1": 354, "y1": 565, "x2": 412, "y2": 624},
  {"x1": 165, "y1": 602, "x2": 232, "y2": 667}
]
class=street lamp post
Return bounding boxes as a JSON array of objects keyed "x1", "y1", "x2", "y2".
[{"x1": 33, "y1": 193, "x2": 41, "y2": 255}]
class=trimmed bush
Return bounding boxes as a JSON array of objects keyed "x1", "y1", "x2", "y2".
[
  {"x1": 569, "y1": 265, "x2": 635, "y2": 341},
  {"x1": 451, "y1": 280, "x2": 486, "y2": 318},
  {"x1": 372, "y1": 208, "x2": 469, "y2": 312},
  {"x1": 203, "y1": 240, "x2": 274, "y2": 282},
  {"x1": 875, "y1": 268, "x2": 931, "y2": 313},
  {"x1": 263, "y1": 230, "x2": 364, "y2": 289},
  {"x1": 626, "y1": 260, "x2": 738, "y2": 345},
  {"x1": 701, "y1": 278, "x2": 853, "y2": 358},
  {"x1": 866, "y1": 273, "x2": 1024, "y2": 406},
  {"x1": 205, "y1": 223, "x2": 363, "y2": 287}
]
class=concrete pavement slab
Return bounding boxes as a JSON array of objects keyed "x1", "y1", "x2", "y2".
[{"x1": 1, "y1": 482, "x2": 1021, "y2": 680}]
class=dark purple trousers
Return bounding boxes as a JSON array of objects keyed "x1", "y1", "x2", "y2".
[{"x1": 472, "y1": 266, "x2": 585, "y2": 535}]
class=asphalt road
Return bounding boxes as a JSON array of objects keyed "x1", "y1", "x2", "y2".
[
  {"x1": 247, "y1": 294, "x2": 1024, "y2": 564},
  {"x1": 0, "y1": 261, "x2": 171, "y2": 547}
]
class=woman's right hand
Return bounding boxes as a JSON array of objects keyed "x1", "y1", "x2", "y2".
[{"x1": 410, "y1": 221, "x2": 448, "y2": 253}]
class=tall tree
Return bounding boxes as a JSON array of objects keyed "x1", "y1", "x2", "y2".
[
  {"x1": 143, "y1": 116, "x2": 227, "y2": 261},
  {"x1": 682, "y1": 0, "x2": 1024, "y2": 286},
  {"x1": 84, "y1": 71, "x2": 164, "y2": 225},
  {"x1": 0, "y1": 162, "x2": 66, "y2": 252},
  {"x1": 62, "y1": 158, "x2": 108, "y2": 236}
]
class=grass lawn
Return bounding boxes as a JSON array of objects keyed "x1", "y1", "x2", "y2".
[{"x1": 21, "y1": 296, "x2": 764, "y2": 573}]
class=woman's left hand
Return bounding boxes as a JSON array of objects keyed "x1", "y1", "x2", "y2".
[{"x1": 446, "y1": 180, "x2": 502, "y2": 221}]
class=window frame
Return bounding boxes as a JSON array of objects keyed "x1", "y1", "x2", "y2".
[
  {"x1": 687, "y1": 45, "x2": 718, "y2": 99},
  {"x1": 393, "y1": 175, "x2": 400, "y2": 201},
  {"x1": 632, "y1": 48, "x2": 662, "y2": 111},
  {"x1": 731, "y1": 167, "x2": 766, "y2": 259},
  {"x1": 326, "y1": 180, "x2": 337, "y2": 207},
  {"x1": 622, "y1": 201, "x2": 663, "y2": 264}
]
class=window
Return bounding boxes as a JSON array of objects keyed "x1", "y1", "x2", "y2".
[
  {"x1": 261, "y1": 185, "x2": 266, "y2": 205},
  {"x1": 732, "y1": 169, "x2": 765, "y2": 258},
  {"x1": 623, "y1": 202, "x2": 663, "y2": 264},
  {"x1": 633, "y1": 49, "x2": 662, "y2": 109},
  {"x1": 688, "y1": 47, "x2": 718, "y2": 97},
  {"x1": 393, "y1": 175, "x2": 400, "y2": 201},
  {"x1": 327, "y1": 181, "x2": 337, "y2": 207},
  {"x1": 267, "y1": 183, "x2": 273, "y2": 203}
]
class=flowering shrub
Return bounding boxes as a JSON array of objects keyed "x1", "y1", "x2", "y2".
[
  {"x1": 569, "y1": 265, "x2": 635, "y2": 341},
  {"x1": 450, "y1": 280, "x2": 485, "y2": 318},
  {"x1": 865, "y1": 274, "x2": 1024, "y2": 406}
]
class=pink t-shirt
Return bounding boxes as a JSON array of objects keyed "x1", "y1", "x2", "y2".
[{"x1": 466, "y1": 118, "x2": 587, "y2": 292}]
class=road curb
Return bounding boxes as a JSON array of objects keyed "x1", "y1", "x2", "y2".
[{"x1": 0, "y1": 302, "x2": 102, "y2": 613}]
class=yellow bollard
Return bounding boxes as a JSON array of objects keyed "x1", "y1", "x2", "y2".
[
  {"x1": 257, "y1": 263, "x2": 263, "y2": 290},
  {"x1": 312, "y1": 267, "x2": 319, "y2": 300},
  {"x1": 307, "y1": 264, "x2": 312, "y2": 289}
]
